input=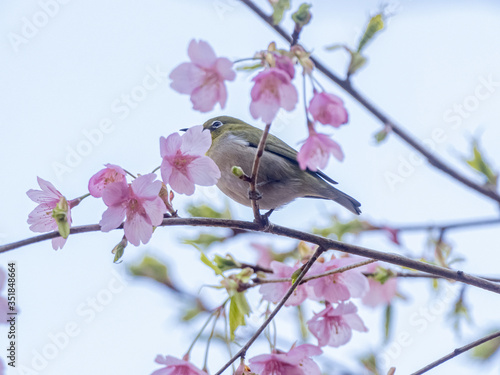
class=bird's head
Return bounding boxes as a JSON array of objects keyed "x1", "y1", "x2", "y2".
[{"x1": 201, "y1": 116, "x2": 251, "y2": 140}]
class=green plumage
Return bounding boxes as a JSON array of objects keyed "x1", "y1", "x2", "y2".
[{"x1": 202, "y1": 116, "x2": 361, "y2": 214}]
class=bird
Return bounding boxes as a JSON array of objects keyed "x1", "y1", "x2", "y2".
[{"x1": 199, "y1": 116, "x2": 361, "y2": 215}]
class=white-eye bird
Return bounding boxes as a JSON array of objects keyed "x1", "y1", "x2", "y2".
[{"x1": 199, "y1": 116, "x2": 361, "y2": 214}]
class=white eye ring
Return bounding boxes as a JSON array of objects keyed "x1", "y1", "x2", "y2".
[{"x1": 211, "y1": 120, "x2": 223, "y2": 129}]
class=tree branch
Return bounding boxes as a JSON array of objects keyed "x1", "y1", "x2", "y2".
[
  {"x1": 372, "y1": 217, "x2": 500, "y2": 233},
  {"x1": 410, "y1": 330, "x2": 500, "y2": 375},
  {"x1": 238, "y1": 0, "x2": 500, "y2": 205},
  {"x1": 248, "y1": 123, "x2": 272, "y2": 225},
  {"x1": 3, "y1": 217, "x2": 500, "y2": 294},
  {"x1": 250, "y1": 259, "x2": 376, "y2": 286},
  {"x1": 214, "y1": 246, "x2": 327, "y2": 375}
]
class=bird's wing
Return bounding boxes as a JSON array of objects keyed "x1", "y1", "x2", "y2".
[{"x1": 234, "y1": 129, "x2": 338, "y2": 185}]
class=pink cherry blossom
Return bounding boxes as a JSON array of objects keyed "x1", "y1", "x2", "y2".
[
  {"x1": 258, "y1": 261, "x2": 308, "y2": 306},
  {"x1": 250, "y1": 68, "x2": 298, "y2": 124},
  {"x1": 381, "y1": 226, "x2": 401, "y2": 245},
  {"x1": 274, "y1": 54, "x2": 295, "y2": 79},
  {"x1": 306, "y1": 257, "x2": 369, "y2": 303},
  {"x1": 99, "y1": 174, "x2": 166, "y2": 246},
  {"x1": 160, "y1": 125, "x2": 220, "y2": 195},
  {"x1": 250, "y1": 243, "x2": 274, "y2": 269},
  {"x1": 151, "y1": 355, "x2": 207, "y2": 375},
  {"x1": 27, "y1": 177, "x2": 76, "y2": 250},
  {"x1": 170, "y1": 39, "x2": 236, "y2": 112},
  {"x1": 308, "y1": 302, "x2": 367, "y2": 347},
  {"x1": 297, "y1": 126, "x2": 344, "y2": 171},
  {"x1": 88, "y1": 164, "x2": 127, "y2": 198},
  {"x1": 361, "y1": 262, "x2": 398, "y2": 308},
  {"x1": 308, "y1": 91, "x2": 348, "y2": 127},
  {"x1": 249, "y1": 344, "x2": 322, "y2": 375}
]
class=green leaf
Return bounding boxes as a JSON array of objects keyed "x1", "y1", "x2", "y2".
[
  {"x1": 183, "y1": 233, "x2": 227, "y2": 249},
  {"x1": 357, "y1": 13, "x2": 385, "y2": 53},
  {"x1": 187, "y1": 203, "x2": 232, "y2": 219},
  {"x1": 229, "y1": 292, "x2": 251, "y2": 340},
  {"x1": 270, "y1": 0, "x2": 290, "y2": 25},
  {"x1": 448, "y1": 288, "x2": 472, "y2": 333},
  {"x1": 313, "y1": 218, "x2": 366, "y2": 241},
  {"x1": 384, "y1": 304, "x2": 393, "y2": 342},
  {"x1": 297, "y1": 305, "x2": 308, "y2": 340},
  {"x1": 347, "y1": 50, "x2": 368, "y2": 76},
  {"x1": 213, "y1": 254, "x2": 241, "y2": 272},
  {"x1": 291, "y1": 3, "x2": 312, "y2": 27},
  {"x1": 234, "y1": 267, "x2": 254, "y2": 283},
  {"x1": 291, "y1": 267, "x2": 302, "y2": 284},
  {"x1": 371, "y1": 267, "x2": 394, "y2": 284},
  {"x1": 465, "y1": 143, "x2": 498, "y2": 186},
  {"x1": 113, "y1": 245, "x2": 125, "y2": 263},
  {"x1": 359, "y1": 352, "x2": 380, "y2": 374},
  {"x1": 200, "y1": 253, "x2": 223, "y2": 276},
  {"x1": 373, "y1": 126, "x2": 391, "y2": 144},
  {"x1": 129, "y1": 256, "x2": 170, "y2": 285},
  {"x1": 236, "y1": 62, "x2": 264, "y2": 71},
  {"x1": 471, "y1": 331, "x2": 500, "y2": 361},
  {"x1": 325, "y1": 43, "x2": 345, "y2": 51}
]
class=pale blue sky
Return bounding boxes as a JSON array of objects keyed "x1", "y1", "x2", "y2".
[{"x1": 1, "y1": 1, "x2": 500, "y2": 374}]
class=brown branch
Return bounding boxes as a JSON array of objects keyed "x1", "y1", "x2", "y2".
[
  {"x1": 238, "y1": 0, "x2": 500, "y2": 205},
  {"x1": 248, "y1": 123, "x2": 272, "y2": 225},
  {"x1": 378, "y1": 217, "x2": 500, "y2": 233},
  {"x1": 410, "y1": 330, "x2": 500, "y2": 375},
  {"x1": 251, "y1": 259, "x2": 376, "y2": 286},
  {"x1": 388, "y1": 272, "x2": 500, "y2": 283},
  {"x1": 3, "y1": 217, "x2": 500, "y2": 294},
  {"x1": 214, "y1": 246, "x2": 327, "y2": 375}
]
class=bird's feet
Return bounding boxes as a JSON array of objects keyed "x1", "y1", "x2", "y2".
[{"x1": 254, "y1": 209, "x2": 274, "y2": 230}]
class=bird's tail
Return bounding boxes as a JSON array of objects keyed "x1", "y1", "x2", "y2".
[{"x1": 306, "y1": 185, "x2": 362, "y2": 215}]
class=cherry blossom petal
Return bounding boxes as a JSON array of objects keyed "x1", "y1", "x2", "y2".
[
  {"x1": 180, "y1": 125, "x2": 212, "y2": 155},
  {"x1": 160, "y1": 134, "x2": 183, "y2": 158},
  {"x1": 187, "y1": 157, "x2": 221, "y2": 186},
  {"x1": 215, "y1": 58, "x2": 236, "y2": 81},
  {"x1": 124, "y1": 214, "x2": 153, "y2": 246},
  {"x1": 187, "y1": 39, "x2": 217, "y2": 68},
  {"x1": 131, "y1": 174, "x2": 162, "y2": 199},
  {"x1": 102, "y1": 181, "x2": 129, "y2": 207},
  {"x1": 169, "y1": 62, "x2": 205, "y2": 94},
  {"x1": 99, "y1": 205, "x2": 126, "y2": 232},
  {"x1": 142, "y1": 199, "x2": 167, "y2": 227},
  {"x1": 190, "y1": 82, "x2": 220, "y2": 113},
  {"x1": 51, "y1": 237, "x2": 67, "y2": 251},
  {"x1": 168, "y1": 169, "x2": 196, "y2": 195}
]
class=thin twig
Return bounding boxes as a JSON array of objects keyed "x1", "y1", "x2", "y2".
[
  {"x1": 252, "y1": 259, "x2": 376, "y2": 285},
  {"x1": 388, "y1": 272, "x2": 500, "y2": 283},
  {"x1": 410, "y1": 330, "x2": 500, "y2": 375},
  {"x1": 374, "y1": 217, "x2": 500, "y2": 233},
  {"x1": 249, "y1": 123, "x2": 271, "y2": 225},
  {"x1": 3, "y1": 218, "x2": 500, "y2": 294},
  {"x1": 214, "y1": 246, "x2": 326, "y2": 375},
  {"x1": 238, "y1": 0, "x2": 500, "y2": 205}
]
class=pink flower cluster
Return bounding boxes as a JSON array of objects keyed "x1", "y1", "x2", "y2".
[
  {"x1": 152, "y1": 345, "x2": 322, "y2": 375},
  {"x1": 169, "y1": 39, "x2": 352, "y2": 173},
  {"x1": 170, "y1": 39, "x2": 236, "y2": 112},
  {"x1": 26, "y1": 126, "x2": 220, "y2": 249},
  {"x1": 297, "y1": 90, "x2": 349, "y2": 172},
  {"x1": 258, "y1": 255, "x2": 398, "y2": 348}
]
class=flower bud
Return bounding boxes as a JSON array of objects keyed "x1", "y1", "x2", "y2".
[{"x1": 51, "y1": 197, "x2": 70, "y2": 239}]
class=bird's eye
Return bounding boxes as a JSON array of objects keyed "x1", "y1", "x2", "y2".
[{"x1": 211, "y1": 120, "x2": 223, "y2": 129}]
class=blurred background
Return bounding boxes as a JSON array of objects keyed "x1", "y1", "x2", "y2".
[{"x1": 1, "y1": 0, "x2": 500, "y2": 374}]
